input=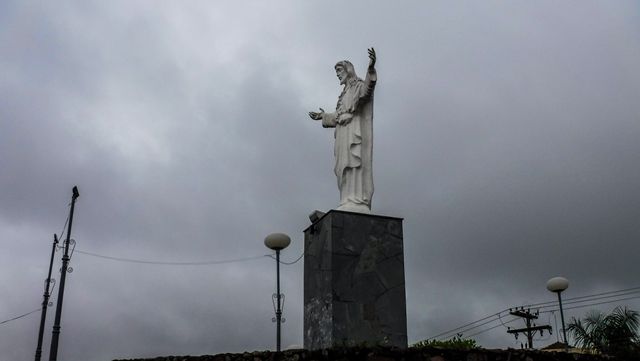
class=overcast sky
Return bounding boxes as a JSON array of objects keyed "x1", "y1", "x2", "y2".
[{"x1": 1, "y1": 1, "x2": 640, "y2": 360}]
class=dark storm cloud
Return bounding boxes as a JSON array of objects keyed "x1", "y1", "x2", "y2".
[
  {"x1": 373, "y1": 1, "x2": 640, "y2": 345},
  {"x1": 1, "y1": 1, "x2": 639, "y2": 360}
]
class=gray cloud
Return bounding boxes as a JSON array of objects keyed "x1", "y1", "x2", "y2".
[{"x1": 1, "y1": 1, "x2": 639, "y2": 360}]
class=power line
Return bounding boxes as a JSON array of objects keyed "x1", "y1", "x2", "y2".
[
  {"x1": 0, "y1": 308, "x2": 41, "y2": 326},
  {"x1": 540, "y1": 295, "x2": 640, "y2": 314},
  {"x1": 57, "y1": 206, "x2": 70, "y2": 242},
  {"x1": 520, "y1": 286, "x2": 640, "y2": 308},
  {"x1": 467, "y1": 317, "x2": 520, "y2": 338},
  {"x1": 440, "y1": 313, "x2": 509, "y2": 339},
  {"x1": 427, "y1": 310, "x2": 509, "y2": 339},
  {"x1": 427, "y1": 286, "x2": 640, "y2": 341},
  {"x1": 535, "y1": 289, "x2": 640, "y2": 310},
  {"x1": 464, "y1": 294, "x2": 640, "y2": 340},
  {"x1": 74, "y1": 249, "x2": 270, "y2": 266},
  {"x1": 454, "y1": 293, "x2": 640, "y2": 340},
  {"x1": 497, "y1": 312, "x2": 513, "y2": 329}
]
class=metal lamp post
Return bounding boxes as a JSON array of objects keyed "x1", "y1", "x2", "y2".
[
  {"x1": 34, "y1": 234, "x2": 58, "y2": 361},
  {"x1": 547, "y1": 276, "x2": 569, "y2": 352},
  {"x1": 49, "y1": 186, "x2": 79, "y2": 361},
  {"x1": 264, "y1": 233, "x2": 291, "y2": 352}
]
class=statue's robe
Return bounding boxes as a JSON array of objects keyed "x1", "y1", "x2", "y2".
[{"x1": 321, "y1": 68, "x2": 377, "y2": 213}]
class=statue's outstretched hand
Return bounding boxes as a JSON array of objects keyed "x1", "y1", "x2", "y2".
[
  {"x1": 368, "y1": 47, "x2": 376, "y2": 69},
  {"x1": 309, "y1": 108, "x2": 325, "y2": 120}
]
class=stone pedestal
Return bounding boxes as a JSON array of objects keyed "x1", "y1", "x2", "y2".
[{"x1": 303, "y1": 210, "x2": 407, "y2": 349}]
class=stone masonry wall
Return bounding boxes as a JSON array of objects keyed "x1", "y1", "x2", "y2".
[{"x1": 113, "y1": 346, "x2": 636, "y2": 361}]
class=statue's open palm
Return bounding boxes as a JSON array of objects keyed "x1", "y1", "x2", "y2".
[{"x1": 309, "y1": 108, "x2": 324, "y2": 120}]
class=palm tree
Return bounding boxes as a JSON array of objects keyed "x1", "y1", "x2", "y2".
[{"x1": 567, "y1": 306, "x2": 640, "y2": 357}]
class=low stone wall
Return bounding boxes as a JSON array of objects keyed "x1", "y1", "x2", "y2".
[{"x1": 113, "y1": 347, "x2": 634, "y2": 361}]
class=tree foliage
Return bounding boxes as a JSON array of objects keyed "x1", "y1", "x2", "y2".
[
  {"x1": 412, "y1": 335, "x2": 479, "y2": 350},
  {"x1": 567, "y1": 306, "x2": 640, "y2": 357}
]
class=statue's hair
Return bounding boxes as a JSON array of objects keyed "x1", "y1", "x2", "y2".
[{"x1": 335, "y1": 60, "x2": 360, "y2": 84}]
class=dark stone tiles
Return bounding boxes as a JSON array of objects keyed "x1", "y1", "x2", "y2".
[{"x1": 304, "y1": 210, "x2": 407, "y2": 350}]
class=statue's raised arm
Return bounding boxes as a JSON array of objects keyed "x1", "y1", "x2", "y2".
[{"x1": 307, "y1": 48, "x2": 378, "y2": 214}]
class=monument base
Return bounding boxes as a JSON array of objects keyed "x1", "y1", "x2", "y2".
[{"x1": 303, "y1": 210, "x2": 407, "y2": 349}]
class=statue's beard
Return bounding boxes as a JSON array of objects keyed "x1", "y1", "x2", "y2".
[{"x1": 339, "y1": 76, "x2": 348, "y2": 85}]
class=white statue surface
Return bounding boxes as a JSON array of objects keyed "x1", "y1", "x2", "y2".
[{"x1": 309, "y1": 48, "x2": 377, "y2": 214}]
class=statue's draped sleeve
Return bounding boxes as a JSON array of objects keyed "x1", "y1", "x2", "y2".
[
  {"x1": 360, "y1": 67, "x2": 377, "y2": 103},
  {"x1": 322, "y1": 112, "x2": 337, "y2": 128}
]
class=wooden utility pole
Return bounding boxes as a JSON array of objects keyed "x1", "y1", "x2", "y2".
[{"x1": 506, "y1": 308, "x2": 551, "y2": 349}]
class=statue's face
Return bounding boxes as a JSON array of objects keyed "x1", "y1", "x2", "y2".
[{"x1": 336, "y1": 66, "x2": 348, "y2": 85}]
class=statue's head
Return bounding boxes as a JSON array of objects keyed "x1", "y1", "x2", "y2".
[{"x1": 335, "y1": 60, "x2": 356, "y2": 85}]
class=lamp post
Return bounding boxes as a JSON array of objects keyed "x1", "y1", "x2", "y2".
[
  {"x1": 264, "y1": 233, "x2": 291, "y2": 352},
  {"x1": 34, "y1": 234, "x2": 58, "y2": 361},
  {"x1": 49, "y1": 186, "x2": 79, "y2": 361},
  {"x1": 547, "y1": 276, "x2": 569, "y2": 352}
]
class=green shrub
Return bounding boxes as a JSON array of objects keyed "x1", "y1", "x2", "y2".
[{"x1": 412, "y1": 336, "x2": 479, "y2": 350}]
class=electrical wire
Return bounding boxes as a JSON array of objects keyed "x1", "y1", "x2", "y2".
[
  {"x1": 533, "y1": 289, "x2": 640, "y2": 310},
  {"x1": 6, "y1": 279, "x2": 61, "y2": 329},
  {"x1": 497, "y1": 311, "x2": 511, "y2": 328},
  {"x1": 0, "y1": 277, "x2": 59, "y2": 327},
  {"x1": 427, "y1": 310, "x2": 510, "y2": 340},
  {"x1": 439, "y1": 314, "x2": 509, "y2": 338},
  {"x1": 540, "y1": 295, "x2": 640, "y2": 314},
  {"x1": 0, "y1": 308, "x2": 41, "y2": 326},
  {"x1": 427, "y1": 286, "x2": 640, "y2": 341},
  {"x1": 57, "y1": 206, "x2": 70, "y2": 242},
  {"x1": 10, "y1": 246, "x2": 62, "y2": 329},
  {"x1": 459, "y1": 295, "x2": 640, "y2": 339},
  {"x1": 466, "y1": 317, "x2": 520, "y2": 338},
  {"x1": 267, "y1": 251, "x2": 304, "y2": 265},
  {"x1": 520, "y1": 286, "x2": 640, "y2": 309},
  {"x1": 74, "y1": 249, "x2": 270, "y2": 266}
]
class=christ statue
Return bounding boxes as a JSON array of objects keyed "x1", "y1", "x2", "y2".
[{"x1": 309, "y1": 48, "x2": 377, "y2": 214}]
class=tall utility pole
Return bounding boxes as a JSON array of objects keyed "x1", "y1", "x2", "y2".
[
  {"x1": 507, "y1": 307, "x2": 551, "y2": 349},
  {"x1": 34, "y1": 234, "x2": 58, "y2": 361},
  {"x1": 49, "y1": 186, "x2": 79, "y2": 361}
]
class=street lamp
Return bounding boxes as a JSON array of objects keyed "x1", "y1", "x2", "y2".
[
  {"x1": 547, "y1": 276, "x2": 569, "y2": 351},
  {"x1": 264, "y1": 233, "x2": 291, "y2": 352}
]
